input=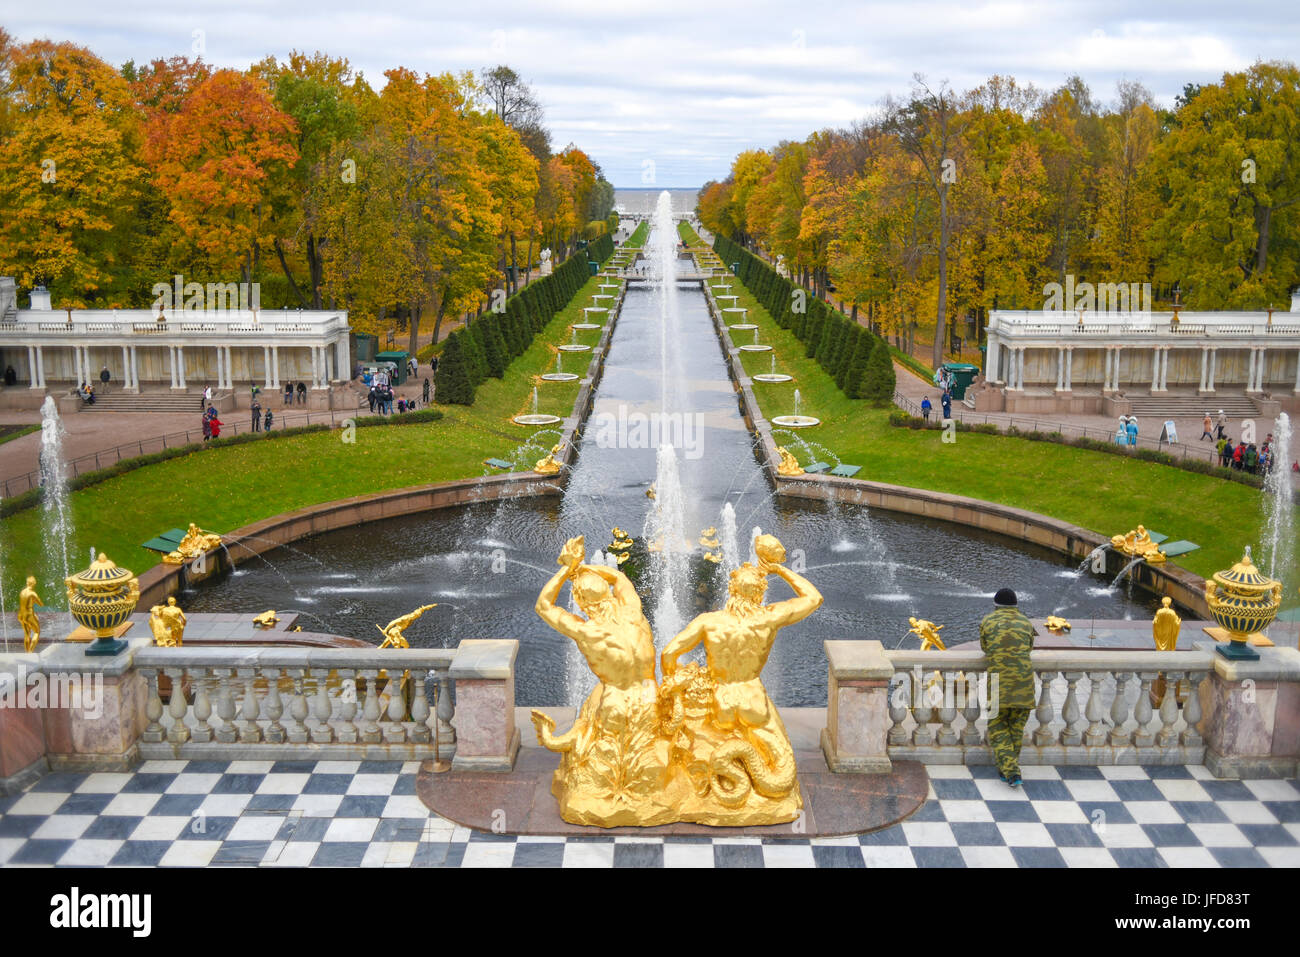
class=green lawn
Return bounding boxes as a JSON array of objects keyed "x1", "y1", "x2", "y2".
[
  {"x1": 0, "y1": 273, "x2": 618, "y2": 602},
  {"x1": 720, "y1": 258, "x2": 1300, "y2": 606},
  {"x1": 623, "y1": 220, "x2": 650, "y2": 248}
]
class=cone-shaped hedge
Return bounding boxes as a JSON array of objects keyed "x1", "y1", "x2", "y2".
[
  {"x1": 860, "y1": 337, "x2": 897, "y2": 405},
  {"x1": 433, "y1": 332, "x2": 476, "y2": 405}
]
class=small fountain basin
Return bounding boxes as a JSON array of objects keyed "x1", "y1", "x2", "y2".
[
  {"x1": 739, "y1": 344, "x2": 773, "y2": 352},
  {"x1": 558, "y1": 344, "x2": 592, "y2": 352},
  {"x1": 753, "y1": 373, "x2": 794, "y2": 383},
  {"x1": 571, "y1": 323, "x2": 602, "y2": 330},
  {"x1": 512, "y1": 413, "x2": 563, "y2": 426},
  {"x1": 771, "y1": 415, "x2": 820, "y2": 428},
  {"x1": 540, "y1": 373, "x2": 580, "y2": 382},
  {"x1": 729, "y1": 323, "x2": 757, "y2": 331}
]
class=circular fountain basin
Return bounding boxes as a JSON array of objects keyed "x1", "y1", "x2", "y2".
[
  {"x1": 739, "y1": 344, "x2": 772, "y2": 352},
  {"x1": 712, "y1": 285, "x2": 732, "y2": 291},
  {"x1": 558, "y1": 344, "x2": 591, "y2": 352},
  {"x1": 771, "y1": 415, "x2": 820, "y2": 428},
  {"x1": 570, "y1": 323, "x2": 602, "y2": 330},
  {"x1": 728, "y1": 323, "x2": 757, "y2": 331},
  {"x1": 753, "y1": 373, "x2": 794, "y2": 383},
  {"x1": 583, "y1": 307, "x2": 609, "y2": 314},
  {"x1": 539, "y1": 373, "x2": 580, "y2": 382},
  {"x1": 512, "y1": 413, "x2": 563, "y2": 426}
]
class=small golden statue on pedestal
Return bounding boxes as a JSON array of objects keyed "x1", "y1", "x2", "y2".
[
  {"x1": 530, "y1": 533, "x2": 821, "y2": 827},
  {"x1": 775, "y1": 446, "x2": 804, "y2": 476},
  {"x1": 376, "y1": 604, "x2": 438, "y2": 649},
  {"x1": 533, "y1": 444, "x2": 564, "y2": 476},
  {"x1": 252, "y1": 610, "x2": 280, "y2": 628},
  {"x1": 18, "y1": 575, "x2": 43, "y2": 652},
  {"x1": 1152, "y1": 597, "x2": 1181, "y2": 651},
  {"x1": 149, "y1": 597, "x2": 187, "y2": 646},
  {"x1": 162, "y1": 523, "x2": 224, "y2": 564},
  {"x1": 908, "y1": 616, "x2": 946, "y2": 651},
  {"x1": 1044, "y1": 615, "x2": 1072, "y2": 634},
  {"x1": 1109, "y1": 524, "x2": 1166, "y2": 563}
]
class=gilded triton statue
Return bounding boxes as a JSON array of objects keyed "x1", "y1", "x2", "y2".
[
  {"x1": 18, "y1": 575, "x2": 43, "y2": 652},
  {"x1": 376, "y1": 604, "x2": 437, "y2": 649},
  {"x1": 149, "y1": 597, "x2": 187, "y2": 646},
  {"x1": 908, "y1": 616, "x2": 946, "y2": 651},
  {"x1": 660, "y1": 533, "x2": 821, "y2": 824}
]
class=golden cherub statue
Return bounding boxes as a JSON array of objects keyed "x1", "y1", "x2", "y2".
[
  {"x1": 163, "y1": 523, "x2": 224, "y2": 564},
  {"x1": 908, "y1": 616, "x2": 946, "y2": 651},
  {"x1": 776, "y1": 446, "x2": 804, "y2": 477},
  {"x1": 18, "y1": 575, "x2": 43, "y2": 652},
  {"x1": 1110, "y1": 524, "x2": 1166, "y2": 563},
  {"x1": 252, "y1": 610, "x2": 280, "y2": 628},
  {"x1": 149, "y1": 597, "x2": 187, "y2": 646},
  {"x1": 1044, "y1": 615, "x2": 1072, "y2": 634},
  {"x1": 376, "y1": 604, "x2": 438, "y2": 649},
  {"x1": 533, "y1": 443, "x2": 564, "y2": 476},
  {"x1": 1152, "y1": 597, "x2": 1182, "y2": 652}
]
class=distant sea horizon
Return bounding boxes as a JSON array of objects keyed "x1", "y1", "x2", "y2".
[{"x1": 613, "y1": 187, "x2": 700, "y2": 216}]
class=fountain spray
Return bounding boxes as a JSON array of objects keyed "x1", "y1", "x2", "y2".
[
  {"x1": 1261, "y1": 412, "x2": 1294, "y2": 597},
  {"x1": 39, "y1": 396, "x2": 75, "y2": 621}
]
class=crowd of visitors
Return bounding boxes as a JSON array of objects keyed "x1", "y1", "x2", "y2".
[{"x1": 1217, "y1": 432, "x2": 1283, "y2": 476}]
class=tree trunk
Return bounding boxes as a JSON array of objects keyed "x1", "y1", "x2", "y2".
[
  {"x1": 1254, "y1": 204, "x2": 1272, "y2": 278},
  {"x1": 308, "y1": 235, "x2": 323, "y2": 309},
  {"x1": 932, "y1": 186, "x2": 949, "y2": 371},
  {"x1": 510, "y1": 234, "x2": 519, "y2": 294},
  {"x1": 428, "y1": 288, "x2": 450, "y2": 347},
  {"x1": 408, "y1": 301, "x2": 421, "y2": 356},
  {"x1": 274, "y1": 239, "x2": 310, "y2": 308},
  {"x1": 525, "y1": 236, "x2": 535, "y2": 285}
]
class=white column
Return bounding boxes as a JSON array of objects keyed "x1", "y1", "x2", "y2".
[
  {"x1": 1160, "y1": 348, "x2": 1169, "y2": 391},
  {"x1": 1151, "y1": 347, "x2": 1161, "y2": 392},
  {"x1": 314, "y1": 347, "x2": 323, "y2": 389},
  {"x1": 73, "y1": 345, "x2": 83, "y2": 387},
  {"x1": 1294, "y1": 348, "x2": 1300, "y2": 393},
  {"x1": 1208, "y1": 348, "x2": 1217, "y2": 391},
  {"x1": 263, "y1": 346, "x2": 272, "y2": 389},
  {"x1": 1114, "y1": 348, "x2": 1122, "y2": 389},
  {"x1": 1064, "y1": 347, "x2": 1073, "y2": 390},
  {"x1": 1055, "y1": 348, "x2": 1064, "y2": 390},
  {"x1": 177, "y1": 346, "x2": 187, "y2": 389},
  {"x1": 26, "y1": 346, "x2": 36, "y2": 389},
  {"x1": 228, "y1": 346, "x2": 236, "y2": 389},
  {"x1": 36, "y1": 346, "x2": 46, "y2": 388},
  {"x1": 1102, "y1": 349, "x2": 1111, "y2": 391},
  {"x1": 129, "y1": 346, "x2": 139, "y2": 391},
  {"x1": 167, "y1": 346, "x2": 177, "y2": 388},
  {"x1": 1245, "y1": 347, "x2": 1257, "y2": 392},
  {"x1": 271, "y1": 346, "x2": 280, "y2": 389},
  {"x1": 120, "y1": 345, "x2": 129, "y2": 389},
  {"x1": 336, "y1": 337, "x2": 349, "y2": 383},
  {"x1": 987, "y1": 335, "x2": 1001, "y2": 384},
  {"x1": 214, "y1": 345, "x2": 223, "y2": 390},
  {"x1": 1199, "y1": 347, "x2": 1208, "y2": 391},
  {"x1": 1256, "y1": 347, "x2": 1266, "y2": 391}
]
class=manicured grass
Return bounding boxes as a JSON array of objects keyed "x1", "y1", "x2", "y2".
[
  {"x1": 0, "y1": 273, "x2": 619, "y2": 602},
  {"x1": 721, "y1": 260, "x2": 1300, "y2": 604},
  {"x1": 623, "y1": 221, "x2": 650, "y2": 248},
  {"x1": 0, "y1": 424, "x2": 40, "y2": 446}
]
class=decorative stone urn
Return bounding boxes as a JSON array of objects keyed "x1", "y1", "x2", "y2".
[
  {"x1": 66, "y1": 553, "x2": 140, "y2": 657},
  {"x1": 1204, "y1": 547, "x2": 1281, "y2": 661}
]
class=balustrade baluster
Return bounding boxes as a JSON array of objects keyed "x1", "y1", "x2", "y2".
[
  {"x1": 436, "y1": 669, "x2": 456, "y2": 749},
  {"x1": 142, "y1": 669, "x2": 165, "y2": 743},
  {"x1": 360, "y1": 669, "x2": 382, "y2": 744},
  {"x1": 1108, "y1": 673, "x2": 1134, "y2": 747},
  {"x1": 960, "y1": 673, "x2": 982, "y2": 746},
  {"x1": 1084, "y1": 672, "x2": 1109, "y2": 746},
  {"x1": 384, "y1": 670, "x2": 409, "y2": 744},
  {"x1": 165, "y1": 668, "x2": 191, "y2": 744},
  {"x1": 912, "y1": 671, "x2": 937, "y2": 747},
  {"x1": 1133, "y1": 673, "x2": 1157, "y2": 748},
  {"x1": 310, "y1": 668, "x2": 335, "y2": 744},
  {"x1": 336, "y1": 669, "x2": 359, "y2": 744},
  {"x1": 215, "y1": 669, "x2": 238, "y2": 743},
  {"x1": 264, "y1": 668, "x2": 285, "y2": 744},
  {"x1": 191, "y1": 671, "x2": 214, "y2": 744},
  {"x1": 937, "y1": 672, "x2": 959, "y2": 746},
  {"x1": 238, "y1": 669, "x2": 262, "y2": 743},
  {"x1": 411, "y1": 671, "x2": 432, "y2": 744},
  {"x1": 1181, "y1": 671, "x2": 1204, "y2": 747},
  {"x1": 1060, "y1": 673, "x2": 1084, "y2": 746},
  {"x1": 887, "y1": 675, "x2": 910, "y2": 747},
  {"x1": 286, "y1": 670, "x2": 309, "y2": 744},
  {"x1": 1157, "y1": 671, "x2": 1181, "y2": 748},
  {"x1": 1033, "y1": 672, "x2": 1058, "y2": 746}
]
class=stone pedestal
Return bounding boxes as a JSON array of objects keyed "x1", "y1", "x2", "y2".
[
  {"x1": 821, "y1": 640, "x2": 894, "y2": 773},
  {"x1": 449, "y1": 639, "x2": 520, "y2": 772},
  {"x1": 37, "y1": 639, "x2": 149, "y2": 771},
  {"x1": 0, "y1": 667, "x2": 49, "y2": 794},
  {"x1": 1198, "y1": 641, "x2": 1300, "y2": 779}
]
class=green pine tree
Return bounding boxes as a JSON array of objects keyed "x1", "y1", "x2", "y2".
[{"x1": 433, "y1": 333, "x2": 476, "y2": 406}]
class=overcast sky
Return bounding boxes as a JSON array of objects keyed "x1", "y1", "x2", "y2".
[{"x1": 7, "y1": 1, "x2": 1296, "y2": 186}]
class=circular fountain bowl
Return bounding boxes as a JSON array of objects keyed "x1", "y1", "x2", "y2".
[
  {"x1": 512, "y1": 413, "x2": 563, "y2": 426},
  {"x1": 583, "y1": 307, "x2": 609, "y2": 313},
  {"x1": 771, "y1": 415, "x2": 820, "y2": 428},
  {"x1": 728, "y1": 323, "x2": 757, "y2": 331},
  {"x1": 558, "y1": 344, "x2": 592, "y2": 352},
  {"x1": 571, "y1": 323, "x2": 602, "y2": 330},
  {"x1": 591, "y1": 295, "x2": 613, "y2": 301},
  {"x1": 753, "y1": 373, "x2": 794, "y2": 383},
  {"x1": 738, "y1": 344, "x2": 772, "y2": 352},
  {"x1": 540, "y1": 373, "x2": 580, "y2": 382}
]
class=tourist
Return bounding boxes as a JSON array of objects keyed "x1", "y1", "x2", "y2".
[
  {"x1": 284, "y1": 382, "x2": 293, "y2": 405},
  {"x1": 1216, "y1": 436, "x2": 1230, "y2": 466},
  {"x1": 1220, "y1": 438, "x2": 1233, "y2": 468},
  {"x1": 208, "y1": 413, "x2": 223, "y2": 439},
  {"x1": 941, "y1": 390, "x2": 952, "y2": 419},
  {"x1": 1126, "y1": 416, "x2": 1138, "y2": 447},
  {"x1": 1114, "y1": 422, "x2": 1128, "y2": 445},
  {"x1": 1216, "y1": 410, "x2": 1227, "y2": 439},
  {"x1": 980, "y1": 588, "x2": 1035, "y2": 788},
  {"x1": 1201, "y1": 412, "x2": 1214, "y2": 441},
  {"x1": 251, "y1": 398, "x2": 261, "y2": 432},
  {"x1": 264, "y1": 407, "x2": 273, "y2": 432},
  {"x1": 3, "y1": 366, "x2": 15, "y2": 386},
  {"x1": 398, "y1": 398, "x2": 407, "y2": 413},
  {"x1": 367, "y1": 386, "x2": 377, "y2": 413},
  {"x1": 921, "y1": 396, "x2": 932, "y2": 421},
  {"x1": 203, "y1": 385, "x2": 212, "y2": 407},
  {"x1": 296, "y1": 381, "x2": 307, "y2": 404},
  {"x1": 1245, "y1": 443, "x2": 1258, "y2": 474},
  {"x1": 1233, "y1": 441, "x2": 1245, "y2": 469},
  {"x1": 99, "y1": 365, "x2": 110, "y2": 392},
  {"x1": 423, "y1": 377, "x2": 431, "y2": 403},
  {"x1": 202, "y1": 416, "x2": 212, "y2": 442}
]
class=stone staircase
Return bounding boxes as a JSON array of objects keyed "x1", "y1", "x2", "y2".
[
  {"x1": 83, "y1": 392, "x2": 208, "y2": 413},
  {"x1": 1125, "y1": 394, "x2": 1261, "y2": 417}
]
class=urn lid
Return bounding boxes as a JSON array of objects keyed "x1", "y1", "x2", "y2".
[
  {"x1": 67, "y1": 553, "x2": 134, "y2": 589},
  {"x1": 1213, "y1": 548, "x2": 1274, "y2": 590}
]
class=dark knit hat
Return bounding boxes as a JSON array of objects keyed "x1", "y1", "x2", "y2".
[{"x1": 993, "y1": 588, "x2": 1018, "y2": 607}]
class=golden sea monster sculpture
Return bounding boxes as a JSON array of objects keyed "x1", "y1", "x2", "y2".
[
  {"x1": 660, "y1": 533, "x2": 821, "y2": 824},
  {"x1": 18, "y1": 575, "x2": 43, "y2": 652},
  {"x1": 149, "y1": 597, "x2": 187, "y2": 647},
  {"x1": 162, "y1": 523, "x2": 224, "y2": 564},
  {"x1": 1152, "y1": 597, "x2": 1182, "y2": 652},
  {"x1": 776, "y1": 446, "x2": 804, "y2": 477},
  {"x1": 908, "y1": 616, "x2": 946, "y2": 651},
  {"x1": 531, "y1": 536, "x2": 671, "y2": 826},
  {"x1": 1109, "y1": 524, "x2": 1166, "y2": 563},
  {"x1": 377, "y1": 604, "x2": 438, "y2": 649},
  {"x1": 252, "y1": 610, "x2": 280, "y2": 628},
  {"x1": 533, "y1": 443, "x2": 564, "y2": 476},
  {"x1": 1044, "y1": 615, "x2": 1072, "y2": 634}
]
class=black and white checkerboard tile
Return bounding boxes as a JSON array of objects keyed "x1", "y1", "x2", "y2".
[{"x1": 1, "y1": 760, "x2": 1296, "y2": 867}]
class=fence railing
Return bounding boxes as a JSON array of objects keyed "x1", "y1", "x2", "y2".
[
  {"x1": 884, "y1": 649, "x2": 1211, "y2": 766},
  {"x1": 134, "y1": 646, "x2": 457, "y2": 760}
]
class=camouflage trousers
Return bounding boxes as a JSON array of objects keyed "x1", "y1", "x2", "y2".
[{"x1": 987, "y1": 707, "x2": 1031, "y2": 777}]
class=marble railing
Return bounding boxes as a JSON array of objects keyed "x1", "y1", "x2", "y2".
[{"x1": 883, "y1": 648, "x2": 1212, "y2": 766}]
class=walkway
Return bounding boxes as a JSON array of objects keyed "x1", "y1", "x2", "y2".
[{"x1": 1, "y1": 759, "x2": 1294, "y2": 867}]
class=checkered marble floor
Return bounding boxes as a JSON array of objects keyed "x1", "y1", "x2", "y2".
[{"x1": 1, "y1": 760, "x2": 1297, "y2": 867}]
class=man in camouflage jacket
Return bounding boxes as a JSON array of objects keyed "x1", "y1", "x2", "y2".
[{"x1": 980, "y1": 588, "x2": 1035, "y2": 787}]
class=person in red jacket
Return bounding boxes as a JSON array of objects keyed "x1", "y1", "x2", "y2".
[{"x1": 208, "y1": 415, "x2": 223, "y2": 439}]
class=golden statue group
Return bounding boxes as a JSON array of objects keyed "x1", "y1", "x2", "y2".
[{"x1": 530, "y1": 532, "x2": 821, "y2": 827}]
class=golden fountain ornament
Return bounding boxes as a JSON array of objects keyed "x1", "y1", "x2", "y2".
[
  {"x1": 1109, "y1": 525, "x2": 1166, "y2": 563},
  {"x1": 776, "y1": 446, "x2": 804, "y2": 477},
  {"x1": 530, "y1": 533, "x2": 821, "y2": 827},
  {"x1": 1044, "y1": 616, "x2": 1072, "y2": 634},
  {"x1": 66, "y1": 553, "x2": 140, "y2": 657},
  {"x1": 17, "y1": 575, "x2": 43, "y2": 652},
  {"x1": 1205, "y1": 547, "x2": 1281, "y2": 661},
  {"x1": 376, "y1": 604, "x2": 437, "y2": 649},
  {"x1": 533, "y1": 443, "x2": 564, "y2": 476},
  {"x1": 162, "y1": 523, "x2": 224, "y2": 564},
  {"x1": 148, "y1": 597, "x2": 187, "y2": 647},
  {"x1": 908, "y1": 616, "x2": 946, "y2": 651}
]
